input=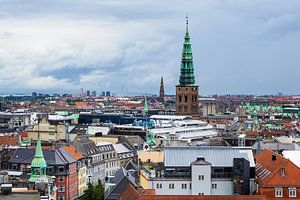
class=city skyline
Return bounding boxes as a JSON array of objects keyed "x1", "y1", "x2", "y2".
[{"x1": 1, "y1": 0, "x2": 300, "y2": 95}]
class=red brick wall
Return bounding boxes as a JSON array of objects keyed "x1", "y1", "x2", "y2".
[
  {"x1": 68, "y1": 162, "x2": 78, "y2": 200},
  {"x1": 56, "y1": 175, "x2": 67, "y2": 200},
  {"x1": 259, "y1": 187, "x2": 300, "y2": 198}
]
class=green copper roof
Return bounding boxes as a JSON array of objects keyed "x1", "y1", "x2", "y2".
[
  {"x1": 31, "y1": 131, "x2": 47, "y2": 169},
  {"x1": 28, "y1": 130, "x2": 48, "y2": 184},
  {"x1": 179, "y1": 16, "x2": 195, "y2": 86}
]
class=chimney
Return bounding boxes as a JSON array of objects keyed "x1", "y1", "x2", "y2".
[
  {"x1": 196, "y1": 156, "x2": 205, "y2": 161},
  {"x1": 272, "y1": 155, "x2": 276, "y2": 161}
]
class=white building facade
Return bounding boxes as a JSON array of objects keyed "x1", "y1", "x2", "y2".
[{"x1": 140, "y1": 146, "x2": 256, "y2": 195}]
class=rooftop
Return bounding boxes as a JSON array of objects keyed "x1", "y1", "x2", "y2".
[{"x1": 164, "y1": 146, "x2": 255, "y2": 167}]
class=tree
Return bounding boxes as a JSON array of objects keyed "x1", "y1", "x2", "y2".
[{"x1": 81, "y1": 181, "x2": 104, "y2": 200}]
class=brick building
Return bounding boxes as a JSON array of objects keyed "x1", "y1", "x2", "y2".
[{"x1": 255, "y1": 149, "x2": 300, "y2": 198}]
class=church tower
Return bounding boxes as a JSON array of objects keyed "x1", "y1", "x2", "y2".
[
  {"x1": 176, "y1": 16, "x2": 199, "y2": 117},
  {"x1": 159, "y1": 76, "x2": 165, "y2": 102},
  {"x1": 28, "y1": 129, "x2": 49, "y2": 195}
]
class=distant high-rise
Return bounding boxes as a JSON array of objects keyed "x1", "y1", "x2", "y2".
[
  {"x1": 101, "y1": 91, "x2": 105, "y2": 96},
  {"x1": 106, "y1": 91, "x2": 111, "y2": 96},
  {"x1": 159, "y1": 76, "x2": 165, "y2": 102},
  {"x1": 86, "y1": 90, "x2": 90, "y2": 96},
  {"x1": 91, "y1": 91, "x2": 96, "y2": 97},
  {"x1": 176, "y1": 16, "x2": 199, "y2": 118}
]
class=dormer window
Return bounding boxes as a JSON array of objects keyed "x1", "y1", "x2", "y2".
[{"x1": 280, "y1": 167, "x2": 285, "y2": 177}]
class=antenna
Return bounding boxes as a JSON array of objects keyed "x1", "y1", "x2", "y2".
[{"x1": 186, "y1": 13, "x2": 189, "y2": 33}]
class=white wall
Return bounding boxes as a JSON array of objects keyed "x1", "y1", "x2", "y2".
[
  {"x1": 191, "y1": 164, "x2": 211, "y2": 195},
  {"x1": 211, "y1": 180, "x2": 233, "y2": 195},
  {"x1": 151, "y1": 180, "x2": 192, "y2": 195}
]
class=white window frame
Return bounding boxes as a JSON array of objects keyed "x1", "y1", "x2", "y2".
[
  {"x1": 275, "y1": 188, "x2": 283, "y2": 197},
  {"x1": 289, "y1": 188, "x2": 297, "y2": 198},
  {"x1": 198, "y1": 175, "x2": 204, "y2": 181},
  {"x1": 212, "y1": 183, "x2": 217, "y2": 189}
]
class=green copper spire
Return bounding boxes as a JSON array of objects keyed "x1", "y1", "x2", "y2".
[
  {"x1": 179, "y1": 15, "x2": 195, "y2": 86},
  {"x1": 28, "y1": 128, "x2": 48, "y2": 183},
  {"x1": 143, "y1": 95, "x2": 148, "y2": 113}
]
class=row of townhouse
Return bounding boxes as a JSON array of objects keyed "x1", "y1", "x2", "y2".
[
  {"x1": 72, "y1": 135, "x2": 121, "y2": 184},
  {"x1": 5, "y1": 146, "x2": 83, "y2": 200}
]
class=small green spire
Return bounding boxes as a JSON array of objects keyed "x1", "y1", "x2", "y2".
[
  {"x1": 28, "y1": 128, "x2": 48, "y2": 183},
  {"x1": 143, "y1": 95, "x2": 148, "y2": 113},
  {"x1": 179, "y1": 15, "x2": 195, "y2": 86}
]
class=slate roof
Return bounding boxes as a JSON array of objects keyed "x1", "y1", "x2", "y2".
[
  {"x1": 164, "y1": 146, "x2": 255, "y2": 167},
  {"x1": 69, "y1": 124, "x2": 88, "y2": 134},
  {"x1": 105, "y1": 167, "x2": 137, "y2": 200},
  {"x1": 9, "y1": 148, "x2": 76, "y2": 166}
]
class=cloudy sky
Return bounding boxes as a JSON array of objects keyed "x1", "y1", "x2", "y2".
[{"x1": 1, "y1": 0, "x2": 300, "y2": 96}]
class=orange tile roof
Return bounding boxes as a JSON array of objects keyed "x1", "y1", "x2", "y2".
[
  {"x1": 255, "y1": 149, "x2": 300, "y2": 187},
  {"x1": 0, "y1": 135, "x2": 18, "y2": 146},
  {"x1": 120, "y1": 184, "x2": 268, "y2": 200},
  {"x1": 75, "y1": 102, "x2": 87, "y2": 108},
  {"x1": 139, "y1": 196, "x2": 268, "y2": 200},
  {"x1": 62, "y1": 145, "x2": 84, "y2": 160}
]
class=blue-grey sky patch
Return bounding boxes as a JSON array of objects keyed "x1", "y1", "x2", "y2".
[{"x1": 0, "y1": 0, "x2": 300, "y2": 95}]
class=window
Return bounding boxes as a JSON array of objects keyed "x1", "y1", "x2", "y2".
[
  {"x1": 156, "y1": 183, "x2": 162, "y2": 189},
  {"x1": 198, "y1": 175, "x2": 204, "y2": 181},
  {"x1": 178, "y1": 106, "x2": 182, "y2": 112},
  {"x1": 275, "y1": 188, "x2": 283, "y2": 197},
  {"x1": 184, "y1": 96, "x2": 188, "y2": 102},
  {"x1": 59, "y1": 186, "x2": 65, "y2": 192},
  {"x1": 58, "y1": 166, "x2": 64, "y2": 173},
  {"x1": 179, "y1": 95, "x2": 182, "y2": 102},
  {"x1": 59, "y1": 176, "x2": 64, "y2": 182},
  {"x1": 182, "y1": 183, "x2": 187, "y2": 189},
  {"x1": 48, "y1": 166, "x2": 54, "y2": 173},
  {"x1": 199, "y1": 193, "x2": 204, "y2": 195},
  {"x1": 212, "y1": 183, "x2": 217, "y2": 189},
  {"x1": 289, "y1": 188, "x2": 297, "y2": 198},
  {"x1": 12, "y1": 164, "x2": 17, "y2": 170},
  {"x1": 184, "y1": 106, "x2": 188, "y2": 112},
  {"x1": 58, "y1": 196, "x2": 64, "y2": 200},
  {"x1": 169, "y1": 183, "x2": 174, "y2": 189}
]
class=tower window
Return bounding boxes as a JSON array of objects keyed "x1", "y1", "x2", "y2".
[
  {"x1": 185, "y1": 96, "x2": 187, "y2": 102},
  {"x1": 178, "y1": 106, "x2": 182, "y2": 112},
  {"x1": 184, "y1": 106, "x2": 188, "y2": 112},
  {"x1": 179, "y1": 95, "x2": 182, "y2": 102}
]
